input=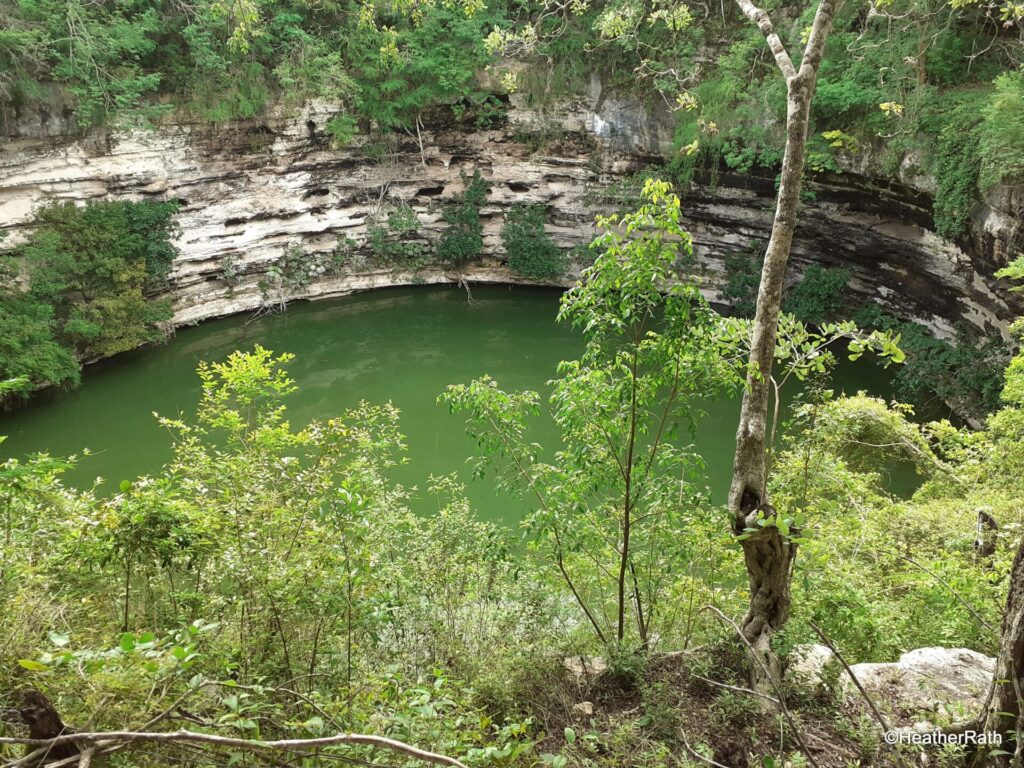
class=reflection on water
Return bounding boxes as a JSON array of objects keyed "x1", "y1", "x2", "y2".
[{"x1": 0, "y1": 285, "x2": 909, "y2": 521}]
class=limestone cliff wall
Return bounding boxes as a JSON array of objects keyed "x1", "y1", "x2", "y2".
[{"x1": 1, "y1": 86, "x2": 1020, "y2": 338}]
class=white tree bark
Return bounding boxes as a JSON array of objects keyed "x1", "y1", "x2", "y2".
[{"x1": 728, "y1": 0, "x2": 840, "y2": 689}]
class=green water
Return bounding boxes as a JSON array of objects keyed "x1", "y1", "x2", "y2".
[{"x1": 0, "y1": 285, "x2": 903, "y2": 520}]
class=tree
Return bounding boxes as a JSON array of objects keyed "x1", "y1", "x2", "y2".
[
  {"x1": 444, "y1": 179, "x2": 737, "y2": 648},
  {"x1": 726, "y1": 0, "x2": 840, "y2": 688},
  {"x1": 974, "y1": 319, "x2": 1024, "y2": 762},
  {"x1": 0, "y1": 200, "x2": 178, "y2": 399}
]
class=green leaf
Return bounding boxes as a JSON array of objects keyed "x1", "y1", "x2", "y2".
[
  {"x1": 120, "y1": 632, "x2": 136, "y2": 652},
  {"x1": 48, "y1": 631, "x2": 70, "y2": 647},
  {"x1": 564, "y1": 727, "x2": 576, "y2": 744},
  {"x1": 18, "y1": 659, "x2": 49, "y2": 671}
]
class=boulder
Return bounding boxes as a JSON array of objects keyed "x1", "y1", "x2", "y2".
[
  {"x1": 563, "y1": 655, "x2": 608, "y2": 682},
  {"x1": 848, "y1": 647, "x2": 994, "y2": 715},
  {"x1": 789, "y1": 645, "x2": 995, "y2": 717},
  {"x1": 788, "y1": 643, "x2": 836, "y2": 686}
]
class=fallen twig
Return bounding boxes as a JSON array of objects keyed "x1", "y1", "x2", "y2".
[
  {"x1": 808, "y1": 621, "x2": 890, "y2": 732},
  {"x1": 0, "y1": 729, "x2": 468, "y2": 768}
]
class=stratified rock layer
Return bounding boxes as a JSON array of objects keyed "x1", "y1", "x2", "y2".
[{"x1": 1, "y1": 92, "x2": 1020, "y2": 337}]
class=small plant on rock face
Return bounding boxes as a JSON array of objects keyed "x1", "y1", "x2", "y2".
[
  {"x1": 325, "y1": 113, "x2": 359, "y2": 147},
  {"x1": 500, "y1": 204, "x2": 565, "y2": 279},
  {"x1": 221, "y1": 254, "x2": 241, "y2": 287},
  {"x1": 331, "y1": 237, "x2": 358, "y2": 270},
  {"x1": 368, "y1": 203, "x2": 426, "y2": 265}
]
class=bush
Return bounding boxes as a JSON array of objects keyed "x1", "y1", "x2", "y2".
[
  {"x1": 783, "y1": 265, "x2": 851, "y2": 324},
  {"x1": 927, "y1": 95, "x2": 985, "y2": 240},
  {"x1": 853, "y1": 304, "x2": 1009, "y2": 419},
  {"x1": 0, "y1": 200, "x2": 179, "y2": 399},
  {"x1": 500, "y1": 204, "x2": 564, "y2": 279},
  {"x1": 368, "y1": 203, "x2": 426, "y2": 265},
  {"x1": 437, "y1": 171, "x2": 489, "y2": 264},
  {"x1": 722, "y1": 244, "x2": 763, "y2": 318},
  {"x1": 325, "y1": 113, "x2": 359, "y2": 147},
  {"x1": 979, "y1": 71, "x2": 1024, "y2": 190}
]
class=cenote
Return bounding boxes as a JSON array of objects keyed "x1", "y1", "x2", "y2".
[{"x1": 0, "y1": 284, "x2": 905, "y2": 521}]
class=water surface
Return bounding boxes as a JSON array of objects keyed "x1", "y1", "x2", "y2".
[{"x1": 0, "y1": 285, "x2": 904, "y2": 521}]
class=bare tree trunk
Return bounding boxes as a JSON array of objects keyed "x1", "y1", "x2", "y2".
[{"x1": 728, "y1": 0, "x2": 839, "y2": 690}]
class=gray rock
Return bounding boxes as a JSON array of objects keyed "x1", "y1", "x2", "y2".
[
  {"x1": 563, "y1": 656, "x2": 608, "y2": 682},
  {"x1": 788, "y1": 643, "x2": 836, "y2": 686},
  {"x1": 573, "y1": 701, "x2": 594, "y2": 716},
  {"x1": 848, "y1": 647, "x2": 994, "y2": 715},
  {"x1": 1, "y1": 90, "x2": 1018, "y2": 347}
]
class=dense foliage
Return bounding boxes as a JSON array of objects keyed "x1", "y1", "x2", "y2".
[
  {"x1": 0, "y1": 0, "x2": 503, "y2": 131},
  {"x1": 1, "y1": 0, "x2": 1022, "y2": 754},
  {"x1": 853, "y1": 304, "x2": 1011, "y2": 420},
  {"x1": 500, "y1": 204, "x2": 565, "y2": 279},
  {"x1": 2, "y1": 185, "x2": 1023, "y2": 767},
  {"x1": 0, "y1": 200, "x2": 178, "y2": 400},
  {"x1": 782, "y1": 265, "x2": 852, "y2": 325},
  {"x1": 2, "y1": 0, "x2": 1021, "y2": 237},
  {"x1": 437, "y1": 171, "x2": 489, "y2": 264}
]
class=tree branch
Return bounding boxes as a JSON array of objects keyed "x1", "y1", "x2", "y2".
[
  {"x1": 808, "y1": 621, "x2": 891, "y2": 732},
  {"x1": 800, "y1": 0, "x2": 840, "y2": 78},
  {"x1": 0, "y1": 730, "x2": 469, "y2": 768},
  {"x1": 735, "y1": 0, "x2": 797, "y2": 80}
]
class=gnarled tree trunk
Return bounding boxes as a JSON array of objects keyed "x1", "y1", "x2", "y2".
[
  {"x1": 728, "y1": 0, "x2": 839, "y2": 690},
  {"x1": 977, "y1": 538, "x2": 1024, "y2": 765}
]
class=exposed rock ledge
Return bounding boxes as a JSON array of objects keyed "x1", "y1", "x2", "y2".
[
  {"x1": 791, "y1": 644, "x2": 995, "y2": 720},
  {"x1": 1, "y1": 86, "x2": 1020, "y2": 338}
]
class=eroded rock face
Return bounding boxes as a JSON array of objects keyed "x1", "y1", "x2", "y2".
[{"x1": 1, "y1": 91, "x2": 1020, "y2": 338}]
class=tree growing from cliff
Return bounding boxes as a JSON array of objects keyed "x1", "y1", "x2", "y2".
[{"x1": 726, "y1": 0, "x2": 840, "y2": 690}]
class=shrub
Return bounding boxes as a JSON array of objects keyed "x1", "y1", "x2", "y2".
[
  {"x1": 0, "y1": 200, "x2": 179, "y2": 399},
  {"x1": 783, "y1": 265, "x2": 851, "y2": 324},
  {"x1": 368, "y1": 203, "x2": 426, "y2": 265},
  {"x1": 325, "y1": 113, "x2": 359, "y2": 147},
  {"x1": 979, "y1": 71, "x2": 1024, "y2": 190},
  {"x1": 437, "y1": 171, "x2": 489, "y2": 264},
  {"x1": 928, "y1": 96, "x2": 985, "y2": 240},
  {"x1": 722, "y1": 244, "x2": 763, "y2": 318},
  {"x1": 500, "y1": 204, "x2": 564, "y2": 279},
  {"x1": 853, "y1": 304, "x2": 1009, "y2": 419}
]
